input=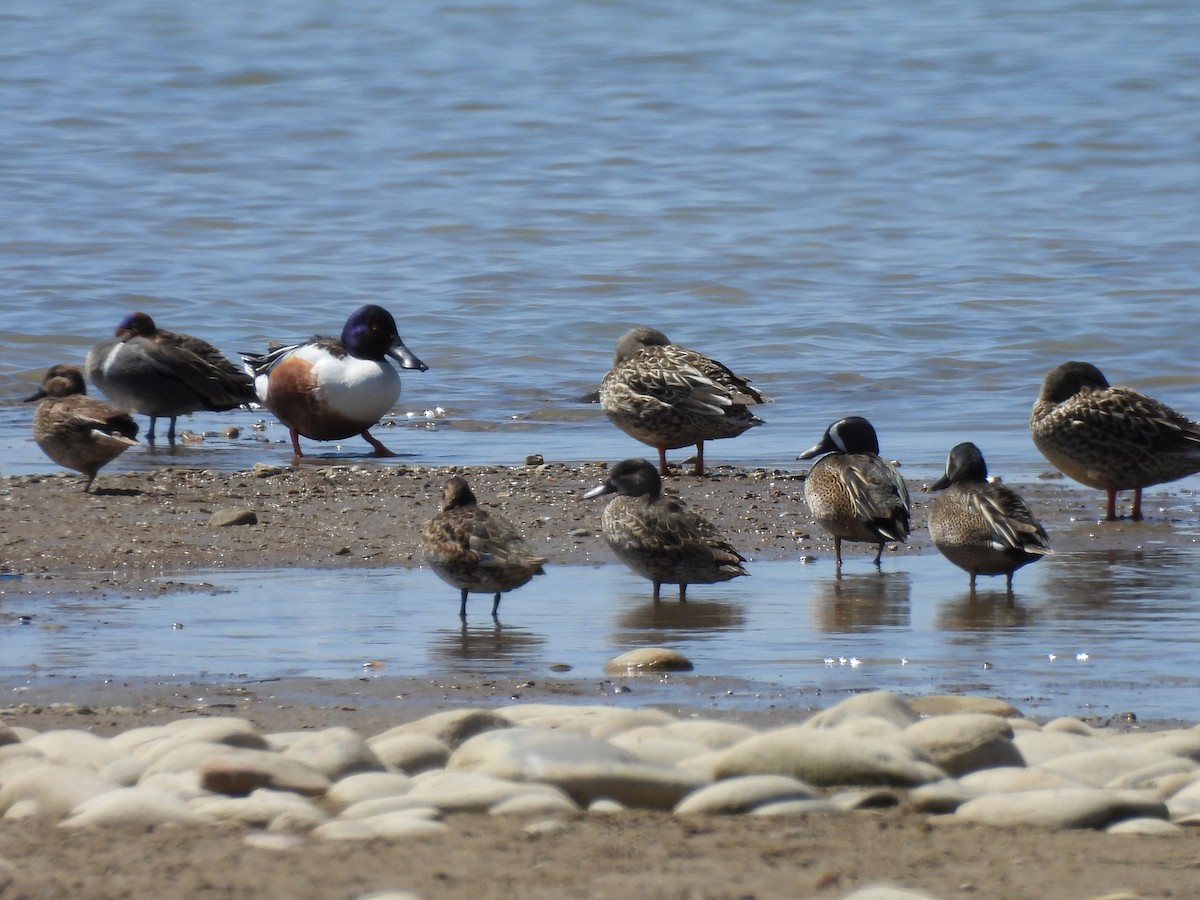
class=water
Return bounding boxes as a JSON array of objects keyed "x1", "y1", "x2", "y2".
[
  {"x1": 5, "y1": 552, "x2": 1200, "y2": 721},
  {"x1": 1, "y1": 1, "x2": 1199, "y2": 711}
]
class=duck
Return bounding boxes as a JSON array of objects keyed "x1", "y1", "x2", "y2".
[
  {"x1": 1030, "y1": 361, "x2": 1200, "y2": 521},
  {"x1": 85, "y1": 311, "x2": 257, "y2": 445},
  {"x1": 240, "y1": 304, "x2": 428, "y2": 457},
  {"x1": 583, "y1": 457, "x2": 748, "y2": 600},
  {"x1": 798, "y1": 416, "x2": 910, "y2": 571},
  {"x1": 420, "y1": 476, "x2": 548, "y2": 618},
  {"x1": 928, "y1": 441, "x2": 1052, "y2": 591},
  {"x1": 599, "y1": 327, "x2": 764, "y2": 476},
  {"x1": 25, "y1": 364, "x2": 139, "y2": 492}
]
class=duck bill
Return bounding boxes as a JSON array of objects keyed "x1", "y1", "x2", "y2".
[
  {"x1": 23, "y1": 389, "x2": 46, "y2": 403},
  {"x1": 928, "y1": 474, "x2": 951, "y2": 491},
  {"x1": 387, "y1": 340, "x2": 429, "y2": 372},
  {"x1": 582, "y1": 482, "x2": 616, "y2": 500}
]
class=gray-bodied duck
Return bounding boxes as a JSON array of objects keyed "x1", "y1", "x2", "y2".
[
  {"x1": 86, "y1": 311, "x2": 257, "y2": 444},
  {"x1": 928, "y1": 442, "x2": 1052, "y2": 591},
  {"x1": 600, "y1": 327, "x2": 764, "y2": 476},
  {"x1": 26, "y1": 364, "x2": 139, "y2": 492},
  {"x1": 421, "y1": 476, "x2": 547, "y2": 618},
  {"x1": 583, "y1": 457, "x2": 748, "y2": 600},
  {"x1": 798, "y1": 416, "x2": 910, "y2": 571},
  {"x1": 1031, "y1": 361, "x2": 1200, "y2": 521}
]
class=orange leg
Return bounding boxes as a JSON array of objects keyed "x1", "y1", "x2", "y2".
[
  {"x1": 657, "y1": 446, "x2": 670, "y2": 477},
  {"x1": 1131, "y1": 488, "x2": 1144, "y2": 522},
  {"x1": 1105, "y1": 488, "x2": 1118, "y2": 522},
  {"x1": 361, "y1": 430, "x2": 396, "y2": 457},
  {"x1": 289, "y1": 428, "x2": 305, "y2": 457},
  {"x1": 691, "y1": 441, "x2": 705, "y2": 476}
]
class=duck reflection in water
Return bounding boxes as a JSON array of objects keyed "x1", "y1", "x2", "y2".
[
  {"x1": 430, "y1": 620, "x2": 544, "y2": 664},
  {"x1": 616, "y1": 595, "x2": 745, "y2": 638},
  {"x1": 811, "y1": 572, "x2": 911, "y2": 634}
]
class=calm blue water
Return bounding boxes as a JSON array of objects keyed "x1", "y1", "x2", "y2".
[
  {"x1": 5, "y1": 552, "x2": 1200, "y2": 721},
  {"x1": 2, "y1": 1, "x2": 1200, "y2": 714}
]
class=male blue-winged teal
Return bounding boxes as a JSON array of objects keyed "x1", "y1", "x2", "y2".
[
  {"x1": 240, "y1": 305, "x2": 428, "y2": 457},
  {"x1": 1030, "y1": 361, "x2": 1200, "y2": 521},
  {"x1": 85, "y1": 311, "x2": 256, "y2": 444},
  {"x1": 583, "y1": 457, "x2": 748, "y2": 600},
  {"x1": 25, "y1": 364, "x2": 139, "y2": 492},
  {"x1": 599, "y1": 327, "x2": 764, "y2": 476},
  {"x1": 421, "y1": 476, "x2": 547, "y2": 619},
  {"x1": 928, "y1": 442, "x2": 1052, "y2": 591},
  {"x1": 798, "y1": 416, "x2": 910, "y2": 571}
]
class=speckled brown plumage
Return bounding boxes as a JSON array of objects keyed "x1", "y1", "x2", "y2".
[
  {"x1": 25, "y1": 364, "x2": 139, "y2": 492},
  {"x1": 929, "y1": 442, "x2": 1052, "y2": 591},
  {"x1": 599, "y1": 327, "x2": 764, "y2": 476},
  {"x1": 420, "y1": 476, "x2": 547, "y2": 618},
  {"x1": 798, "y1": 417, "x2": 910, "y2": 571},
  {"x1": 583, "y1": 457, "x2": 748, "y2": 600},
  {"x1": 1031, "y1": 361, "x2": 1200, "y2": 521}
]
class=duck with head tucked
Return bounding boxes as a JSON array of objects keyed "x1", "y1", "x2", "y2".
[
  {"x1": 240, "y1": 304, "x2": 428, "y2": 458},
  {"x1": 1031, "y1": 361, "x2": 1200, "y2": 521},
  {"x1": 421, "y1": 476, "x2": 548, "y2": 619},
  {"x1": 928, "y1": 441, "x2": 1052, "y2": 592},
  {"x1": 798, "y1": 416, "x2": 910, "y2": 572},
  {"x1": 600, "y1": 327, "x2": 764, "y2": 476},
  {"x1": 85, "y1": 311, "x2": 257, "y2": 445},
  {"x1": 26, "y1": 364, "x2": 139, "y2": 492},
  {"x1": 583, "y1": 457, "x2": 748, "y2": 600}
]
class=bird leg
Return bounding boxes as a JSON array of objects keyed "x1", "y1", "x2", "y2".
[
  {"x1": 691, "y1": 441, "x2": 705, "y2": 476},
  {"x1": 289, "y1": 428, "x2": 305, "y2": 457},
  {"x1": 166, "y1": 416, "x2": 178, "y2": 445},
  {"x1": 1131, "y1": 489, "x2": 1144, "y2": 522},
  {"x1": 362, "y1": 430, "x2": 397, "y2": 457},
  {"x1": 657, "y1": 446, "x2": 670, "y2": 477},
  {"x1": 872, "y1": 542, "x2": 885, "y2": 567},
  {"x1": 491, "y1": 592, "x2": 501, "y2": 618},
  {"x1": 678, "y1": 583, "x2": 688, "y2": 602},
  {"x1": 459, "y1": 589, "x2": 468, "y2": 619},
  {"x1": 652, "y1": 581, "x2": 662, "y2": 601}
]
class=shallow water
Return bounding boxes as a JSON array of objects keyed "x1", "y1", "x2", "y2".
[
  {"x1": 6, "y1": 551, "x2": 1200, "y2": 721},
  {"x1": 2, "y1": 1, "x2": 1200, "y2": 712}
]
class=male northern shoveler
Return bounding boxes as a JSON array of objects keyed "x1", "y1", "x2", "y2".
[
  {"x1": 25, "y1": 364, "x2": 139, "y2": 492},
  {"x1": 928, "y1": 441, "x2": 1052, "y2": 592},
  {"x1": 420, "y1": 476, "x2": 547, "y2": 619},
  {"x1": 798, "y1": 416, "x2": 911, "y2": 572},
  {"x1": 85, "y1": 311, "x2": 256, "y2": 444},
  {"x1": 583, "y1": 457, "x2": 748, "y2": 601},
  {"x1": 599, "y1": 327, "x2": 764, "y2": 476},
  {"x1": 1030, "y1": 361, "x2": 1200, "y2": 521},
  {"x1": 240, "y1": 304, "x2": 428, "y2": 457}
]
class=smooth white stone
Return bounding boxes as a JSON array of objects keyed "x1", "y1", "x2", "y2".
[
  {"x1": 193, "y1": 788, "x2": 328, "y2": 828},
  {"x1": 198, "y1": 747, "x2": 332, "y2": 797},
  {"x1": 1011, "y1": 730, "x2": 1100, "y2": 766},
  {"x1": 0, "y1": 750, "x2": 46, "y2": 781},
  {"x1": 603, "y1": 647, "x2": 693, "y2": 675},
  {"x1": 101, "y1": 756, "x2": 148, "y2": 787},
  {"x1": 140, "y1": 770, "x2": 207, "y2": 801},
  {"x1": 315, "y1": 813, "x2": 449, "y2": 841},
  {"x1": 1042, "y1": 717, "x2": 1098, "y2": 736},
  {"x1": 141, "y1": 741, "x2": 231, "y2": 777},
  {"x1": 63, "y1": 787, "x2": 209, "y2": 828},
  {"x1": 588, "y1": 798, "x2": 625, "y2": 814},
  {"x1": 283, "y1": 727, "x2": 384, "y2": 780},
  {"x1": 959, "y1": 767, "x2": 1083, "y2": 795},
  {"x1": 1163, "y1": 778, "x2": 1200, "y2": 818},
  {"x1": 954, "y1": 788, "x2": 1167, "y2": 830},
  {"x1": 662, "y1": 720, "x2": 757, "y2": 750},
  {"x1": 840, "y1": 884, "x2": 942, "y2": 900},
  {"x1": 489, "y1": 792, "x2": 581, "y2": 817},
  {"x1": 0, "y1": 725, "x2": 19, "y2": 748},
  {"x1": 498, "y1": 705, "x2": 676, "y2": 740},
  {"x1": 1142, "y1": 732, "x2": 1200, "y2": 763},
  {"x1": 4, "y1": 799, "x2": 41, "y2": 819},
  {"x1": 371, "y1": 710, "x2": 511, "y2": 749},
  {"x1": 448, "y1": 727, "x2": 703, "y2": 809},
  {"x1": 0, "y1": 763, "x2": 116, "y2": 819},
  {"x1": 906, "y1": 696, "x2": 1021, "y2": 719},
  {"x1": 160, "y1": 718, "x2": 268, "y2": 749},
  {"x1": 1106, "y1": 817, "x2": 1185, "y2": 836},
  {"x1": 674, "y1": 775, "x2": 817, "y2": 815},
  {"x1": 406, "y1": 770, "x2": 571, "y2": 813},
  {"x1": 243, "y1": 832, "x2": 305, "y2": 851},
  {"x1": 24, "y1": 730, "x2": 126, "y2": 771},
  {"x1": 366, "y1": 734, "x2": 449, "y2": 774},
  {"x1": 1037, "y1": 747, "x2": 1184, "y2": 787},
  {"x1": 338, "y1": 797, "x2": 442, "y2": 820},
  {"x1": 828, "y1": 788, "x2": 901, "y2": 811},
  {"x1": 608, "y1": 734, "x2": 708, "y2": 767},
  {"x1": 908, "y1": 780, "x2": 973, "y2": 814},
  {"x1": 325, "y1": 772, "x2": 413, "y2": 812},
  {"x1": 749, "y1": 798, "x2": 841, "y2": 817},
  {"x1": 350, "y1": 892, "x2": 423, "y2": 900},
  {"x1": 1106, "y1": 758, "x2": 1197, "y2": 790},
  {"x1": 523, "y1": 818, "x2": 571, "y2": 837},
  {"x1": 714, "y1": 721, "x2": 944, "y2": 788},
  {"x1": 109, "y1": 724, "x2": 172, "y2": 754},
  {"x1": 905, "y1": 714, "x2": 1021, "y2": 776},
  {"x1": 803, "y1": 691, "x2": 920, "y2": 730}
]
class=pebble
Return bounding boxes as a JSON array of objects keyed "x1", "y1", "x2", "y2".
[
  {"x1": 208, "y1": 507, "x2": 258, "y2": 527},
  {"x1": 603, "y1": 647, "x2": 693, "y2": 674},
  {"x1": 0, "y1": 687, "x2": 1195, "y2": 863}
]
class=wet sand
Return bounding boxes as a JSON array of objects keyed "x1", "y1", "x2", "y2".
[{"x1": 1, "y1": 461, "x2": 1198, "y2": 899}]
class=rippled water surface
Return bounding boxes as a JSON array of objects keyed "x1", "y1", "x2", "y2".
[{"x1": 2, "y1": 0, "x2": 1200, "y2": 710}]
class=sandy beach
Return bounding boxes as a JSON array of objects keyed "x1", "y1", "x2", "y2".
[{"x1": 1, "y1": 461, "x2": 1197, "y2": 899}]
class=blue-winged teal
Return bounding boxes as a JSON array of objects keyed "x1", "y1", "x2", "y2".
[
  {"x1": 583, "y1": 457, "x2": 748, "y2": 600},
  {"x1": 240, "y1": 305, "x2": 428, "y2": 457},
  {"x1": 599, "y1": 327, "x2": 764, "y2": 476},
  {"x1": 421, "y1": 476, "x2": 547, "y2": 619},
  {"x1": 929, "y1": 442, "x2": 1052, "y2": 591},
  {"x1": 1031, "y1": 361, "x2": 1200, "y2": 521},
  {"x1": 85, "y1": 311, "x2": 256, "y2": 444},
  {"x1": 798, "y1": 416, "x2": 910, "y2": 571},
  {"x1": 26, "y1": 364, "x2": 139, "y2": 492}
]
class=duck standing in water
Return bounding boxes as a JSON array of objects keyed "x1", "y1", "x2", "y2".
[
  {"x1": 583, "y1": 457, "x2": 748, "y2": 600},
  {"x1": 86, "y1": 311, "x2": 257, "y2": 444},
  {"x1": 928, "y1": 442, "x2": 1052, "y2": 592},
  {"x1": 798, "y1": 416, "x2": 910, "y2": 572},
  {"x1": 1031, "y1": 361, "x2": 1200, "y2": 521},
  {"x1": 421, "y1": 476, "x2": 548, "y2": 619},
  {"x1": 26, "y1": 364, "x2": 139, "y2": 492},
  {"x1": 241, "y1": 304, "x2": 428, "y2": 457},
  {"x1": 600, "y1": 327, "x2": 764, "y2": 476}
]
